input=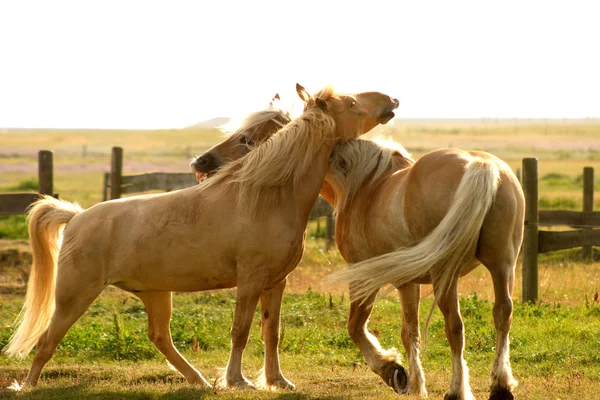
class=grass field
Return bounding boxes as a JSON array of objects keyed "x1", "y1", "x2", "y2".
[
  {"x1": 1, "y1": 251, "x2": 600, "y2": 399},
  {"x1": 1, "y1": 121, "x2": 599, "y2": 398}
]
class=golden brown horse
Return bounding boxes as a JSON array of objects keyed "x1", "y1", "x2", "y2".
[
  {"x1": 3, "y1": 84, "x2": 399, "y2": 391},
  {"x1": 192, "y1": 123, "x2": 523, "y2": 399},
  {"x1": 326, "y1": 139, "x2": 523, "y2": 400}
]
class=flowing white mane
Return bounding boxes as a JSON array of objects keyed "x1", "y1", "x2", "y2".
[
  {"x1": 328, "y1": 137, "x2": 414, "y2": 211},
  {"x1": 219, "y1": 107, "x2": 291, "y2": 137}
]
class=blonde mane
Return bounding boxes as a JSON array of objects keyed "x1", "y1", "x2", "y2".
[
  {"x1": 328, "y1": 137, "x2": 414, "y2": 212},
  {"x1": 201, "y1": 99, "x2": 337, "y2": 212},
  {"x1": 219, "y1": 107, "x2": 291, "y2": 136}
]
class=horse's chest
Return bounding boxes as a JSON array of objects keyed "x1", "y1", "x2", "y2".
[{"x1": 262, "y1": 237, "x2": 305, "y2": 287}]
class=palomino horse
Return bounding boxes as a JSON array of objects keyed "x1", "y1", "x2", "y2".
[
  {"x1": 192, "y1": 126, "x2": 523, "y2": 399},
  {"x1": 325, "y1": 139, "x2": 523, "y2": 400},
  {"x1": 4, "y1": 84, "x2": 399, "y2": 391}
]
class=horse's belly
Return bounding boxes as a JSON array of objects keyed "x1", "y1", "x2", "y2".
[
  {"x1": 113, "y1": 274, "x2": 237, "y2": 293},
  {"x1": 109, "y1": 242, "x2": 238, "y2": 292}
]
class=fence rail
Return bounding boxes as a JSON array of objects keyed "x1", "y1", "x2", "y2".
[
  {"x1": 0, "y1": 150, "x2": 56, "y2": 215},
  {"x1": 521, "y1": 158, "x2": 599, "y2": 303}
]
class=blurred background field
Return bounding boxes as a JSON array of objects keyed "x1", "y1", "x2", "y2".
[{"x1": 2, "y1": 119, "x2": 599, "y2": 208}]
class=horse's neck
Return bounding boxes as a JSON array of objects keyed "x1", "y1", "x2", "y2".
[
  {"x1": 293, "y1": 143, "x2": 336, "y2": 219},
  {"x1": 333, "y1": 171, "x2": 410, "y2": 262}
]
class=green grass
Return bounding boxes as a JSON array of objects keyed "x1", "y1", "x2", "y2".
[
  {"x1": 0, "y1": 216, "x2": 28, "y2": 240},
  {"x1": 1, "y1": 287, "x2": 600, "y2": 399},
  {"x1": 1, "y1": 179, "x2": 39, "y2": 193}
]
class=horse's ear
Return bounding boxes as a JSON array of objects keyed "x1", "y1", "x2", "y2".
[
  {"x1": 296, "y1": 83, "x2": 311, "y2": 102},
  {"x1": 315, "y1": 97, "x2": 328, "y2": 111},
  {"x1": 270, "y1": 93, "x2": 280, "y2": 107}
]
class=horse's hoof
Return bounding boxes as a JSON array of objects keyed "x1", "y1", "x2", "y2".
[
  {"x1": 489, "y1": 387, "x2": 514, "y2": 400},
  {"x1": 215, "y1": 376, "x2": 256, "y2": 390},
  {"x1": 256, "y1": 378, "x2": 296, "y2": 391},
  {"x1": 383, "y1": 363, "x2": 408, "y2": 393}
]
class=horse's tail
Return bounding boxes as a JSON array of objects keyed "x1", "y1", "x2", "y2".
[
  {"x1": 3, "y1": 195, "x2": 83, "y2": 358},
  {"x1": 332, "y1": 158, "x2": 500, "y2": 308}
]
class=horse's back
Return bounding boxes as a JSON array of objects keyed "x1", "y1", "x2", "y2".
[
  {"x1": 403, "y1": 149, "x2": 472, "y2": 239},
  {"x1": 402, "y1": 148, "x2": 523, "y2": 243}
]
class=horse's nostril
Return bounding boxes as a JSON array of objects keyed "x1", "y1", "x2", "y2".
[{"x1": 192, "y1": 153, "x2": 213, "y2": 172}]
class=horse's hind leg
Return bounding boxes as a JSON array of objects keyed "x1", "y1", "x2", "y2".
[
  {"x1": 23, "y1": 277, "x2": 104, "y2": 387},
  {"x1": 136, "y1": 291, "x2": 210, "y2": 386},
  {"x1": 485, "y1": 264, "x2": 518, "y2": 399},
  {"x1": 436, "y1": 280, "x2": 475, "y2": 400},
  {"x1": 347, "y1": 284, "x2": 408, "y2": 394},
  {"x1": 397, "y1": 283, "x2": 427, "y2": 397},
  {"x1": 257, "y1": 279, "x2": 295, "y2": 390}
]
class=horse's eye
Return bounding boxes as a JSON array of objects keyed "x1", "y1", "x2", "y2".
[
  {"x1": 350, "y1": 100, "x2": 356, "y2": 107},
  {"x1": 240, "y1": 136, "x2": 247, "y2": 145}
]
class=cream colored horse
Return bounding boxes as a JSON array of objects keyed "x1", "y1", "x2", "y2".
[
  {"x1": 3, "y1": 84, "x2": 399, "y2": 391},
  {"x1": 193, "y1": 127, "x2": 523, "y2": 399}
]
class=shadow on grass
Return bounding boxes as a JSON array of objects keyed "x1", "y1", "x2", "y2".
[{"x1": 0, "y1": 386, "x2": 344, "y2": 400}]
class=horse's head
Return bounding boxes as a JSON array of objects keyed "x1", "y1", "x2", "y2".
[
  {"x1": 296, "y1": 84, "x2": 399, "y2": 141},
  {"x1": 190, "y1": 95, "x2": 291, "y2": 182}
]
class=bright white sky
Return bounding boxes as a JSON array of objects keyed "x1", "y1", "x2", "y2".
[{"x1": 1, "y1": 0, "x2": 599, "y2": 129}]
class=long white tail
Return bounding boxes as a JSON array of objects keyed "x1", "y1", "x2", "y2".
[
  {"x1": 332, "y1": 158, "x2": 500, "y2": 306},
  {"x1": 3, "y1": 195, "x2": 82, "y2": 358}
]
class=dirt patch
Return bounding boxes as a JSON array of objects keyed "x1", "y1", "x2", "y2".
[{"x1": 0, "y1": 240, "x2": 31, "y2": 293}]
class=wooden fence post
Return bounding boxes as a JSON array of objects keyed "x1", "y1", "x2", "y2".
[
  {"x1": 110, "y1": 147, "x2": 123, "y2": 200},
  {"x1": 103, "y1": 172, "x2": 110, "y2": 202},
  {"x1": 38, "y1": 150, "x2": 53, "y2": 195},
  {"x1": 522, "y1": 158, "x2": 539, "y2": 303},
  {"x1": 326, "y1": 212, "x2": 335, "y2": 251},
  {"x1": 582, "y1": 167, "x2": 594, "y2": 261}
]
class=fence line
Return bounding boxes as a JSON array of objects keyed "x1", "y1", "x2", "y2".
[
  {"x1": 0, "y1": 150, "x2": 56, "y2": 215},
  {"x1": 521, "y1": 158, "x2": 599, "y2": 303}
]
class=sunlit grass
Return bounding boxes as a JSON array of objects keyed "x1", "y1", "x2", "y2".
[{"x1": 1, "y1": 270, "x2": 599, "y2": 399}]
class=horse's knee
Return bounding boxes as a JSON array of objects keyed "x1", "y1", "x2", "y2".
[
  {"x1": 446, "y1": 316, "x2": 464, "y2": 341},
  {"x1": 148, "y1": 330, "x2": 170, "y2": 350}
]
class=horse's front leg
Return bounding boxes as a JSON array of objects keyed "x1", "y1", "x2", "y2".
[
  {"x1": 436, "y1": 281, "x2": 475, "y2": 400},
  {"x1": 347, "y1": 284, "x2": 408, "y2": 393},
  {"x1": 218, "y1": 282, "x2": 262, "y2": 389},
  {"x1": 256, "y1": 278, "x2": 295, "y2": 390},
  {"x1": 397, "y1": 283, "x2": 428, "y2": 397}
]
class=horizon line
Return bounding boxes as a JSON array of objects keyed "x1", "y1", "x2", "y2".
[{"x1": 2, "y1": 116, "x2": 600, "y2": 131}]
